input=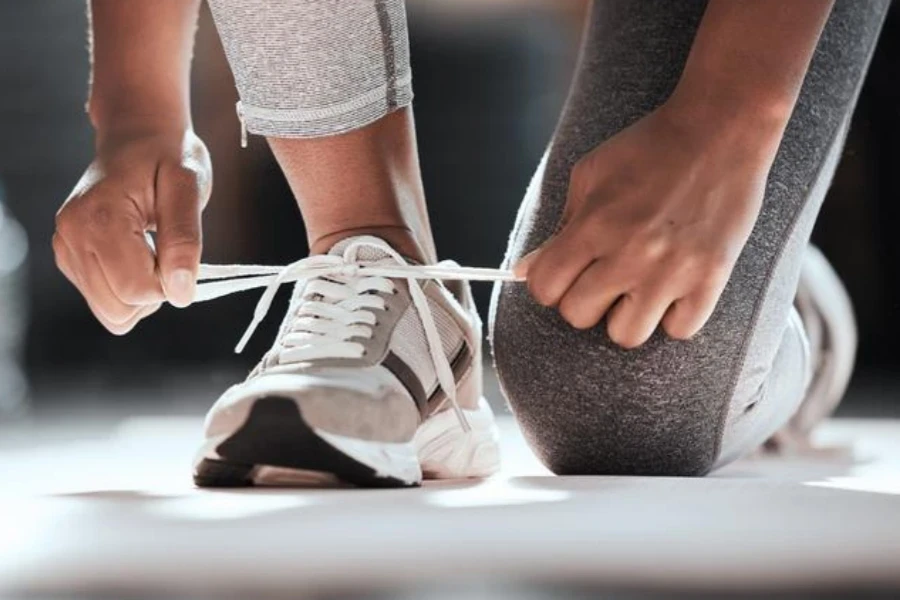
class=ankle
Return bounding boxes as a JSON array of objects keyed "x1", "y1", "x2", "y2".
[{"x1": 310, "y1": 225, "x2": 433, "y2": 263}]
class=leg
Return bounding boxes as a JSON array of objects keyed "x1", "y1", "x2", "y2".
[
  {"x1": 207, "y1": 0, "x2": 434, "y2": 262},
  {"x1": 195, "y1": 1, "x2": 500, "y2": 487},
  {"x1": 490, "y1": 0, "x2": 888, "y2": 475}
]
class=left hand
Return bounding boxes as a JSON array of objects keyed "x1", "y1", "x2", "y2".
[{"x1": 515, "y1": 101, "x2": 780, "y2": 348}]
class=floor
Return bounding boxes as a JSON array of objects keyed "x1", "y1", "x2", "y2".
[{"x1": 1, "y1": 373, "x2": 900, "y2": 599}]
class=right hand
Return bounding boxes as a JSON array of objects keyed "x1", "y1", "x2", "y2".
[
  {"x1": 514, "y1": 100, "x2": 777, "y2": 348},
  {"x1": 53, "y1": 129, "x2": 212, "y2": 334}
]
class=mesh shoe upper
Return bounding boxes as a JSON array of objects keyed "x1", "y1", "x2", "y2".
[{"x1": 202, "y1": 236, "x2": 486, "y2": 444}]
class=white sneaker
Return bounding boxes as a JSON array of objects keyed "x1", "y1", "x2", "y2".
[
  {"x1": 192, "y1": 236, "x2": 508, "y2": 487},
  {"x1": 766, "y1": 245, "x2": 858, "y2": 452}
]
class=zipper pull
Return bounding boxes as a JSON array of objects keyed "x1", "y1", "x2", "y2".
[{"x1": 236, "y1": 101, "x2": 248, "y2": 149}]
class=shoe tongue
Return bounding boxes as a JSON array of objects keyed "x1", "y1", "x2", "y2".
[{"x1": 327, "y1": 235, "x2": 398, "y2": 263}]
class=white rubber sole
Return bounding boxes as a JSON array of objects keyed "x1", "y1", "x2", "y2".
[
  {"x1": 195, "y1": 397, "x2": 502, "y2": 487},
  {"x1": 312, "y1": 396, "x2": 502, "y2": 485},
  {"x1": 415, "y1": 397, "x2": 502, "y2": 479}
]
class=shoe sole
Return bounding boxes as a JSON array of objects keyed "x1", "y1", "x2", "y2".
[{"x1": 193, "y1": 397, "x2": 501, "y2": 488}]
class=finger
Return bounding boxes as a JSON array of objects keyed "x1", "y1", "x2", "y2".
[
  {"x1": 155, "y1": 162, "x2": 203, "y2": 308},
  {"x1": 557, "y1": 258, "x2": 626, "y2": 329},
  {"x1": 55, "y1": 230, "x2": 141, "y2": 323},
  {"x1": 91, "y1": 226, "x2": 165, "y2": 306},
  {"x1": 606, "y1": 286, "x2": 676, "y2": 349},
  {"x1": 52, "y1": 232, "x2": 81, "y2": 287},
  {"x1": 525, "y1": 225, "x2": 596, "y2": 307},
  {"x1": 662, "y1": 280, "x2": 726, "y2": 340},
  {"x1": 55, "y1": 233, "x2": 142, "y2": 330},
  {"x1": 512, "y1": 248, "x2": 539, "y2": 279},
  {"x1": 84, "y1": 252, "x2": 145, "y2": 325},
  {"x1": 560, "y1": 157, "x2": 593, "y2": 228},
  {"x1": 113, "y1": 301, "x2": 164, "y2": 335},
  {"x1": 87, "y1": 298, "x2": 162, "y2": 336}
]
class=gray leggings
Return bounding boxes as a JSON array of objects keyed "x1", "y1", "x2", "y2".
[
  {"x1": 207, "y1": 0, "x2": 412, "y2": 138},
  {"x1": 491, "y1": 0, "x2": 888, "y2": 475},
  {"x1": 207, "y1": 0, "x2": 888, "y2": 475}
]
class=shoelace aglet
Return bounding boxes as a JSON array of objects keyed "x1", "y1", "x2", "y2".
[{"x1": 234, "y1": 317, "x2": 261, "y2": 353}]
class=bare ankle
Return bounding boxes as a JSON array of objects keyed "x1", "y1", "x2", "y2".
[{"x1": 310, "y1": 225, "x2": 431, "y2": 263}]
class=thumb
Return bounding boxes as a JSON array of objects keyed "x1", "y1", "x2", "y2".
[{"x1": 155, "y1": 162, "x2": 203, "y2": 308}]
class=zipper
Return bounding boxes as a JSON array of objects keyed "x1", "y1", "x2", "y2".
[{"x1": 236, "y1": 101, "x2": 248, "y2": 148}]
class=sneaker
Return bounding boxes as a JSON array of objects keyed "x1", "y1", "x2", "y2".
[
  {"x1": 765, "y1": 245, "x2": 858, "y2": 453},
  {"x1": 192, "y1": 236, "x2": 503, "y2": 487}
]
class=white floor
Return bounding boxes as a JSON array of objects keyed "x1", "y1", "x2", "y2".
[{"x1": 1, "y1": 409, "x2": 900, "y2": 597}]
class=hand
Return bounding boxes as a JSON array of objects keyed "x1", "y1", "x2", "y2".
[
  {"x1": 516, "y1": 102, "x2": 779, "y2": 348},
  {"x1": 53, "y1": 129, "x2": 211, "y2": 334}
]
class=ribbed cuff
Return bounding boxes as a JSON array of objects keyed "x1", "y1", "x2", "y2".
[{"x1": 238, "y1": 75, "x2": 413, "y2": 140}]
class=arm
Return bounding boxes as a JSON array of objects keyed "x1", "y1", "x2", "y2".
[
  {"x1": 669, "y1": 0, "x2": 835, "y2": 159},
  {"x1": 518, "y1": 0, "x2": 834, "y2": 347},
  {"x1": 88, "y1": 0, "x2": 199, "y2": 137},
  {"x1": 54, "y1": 1, "x2": 211, "y2": 334}
]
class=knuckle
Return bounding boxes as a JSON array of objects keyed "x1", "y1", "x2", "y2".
[
  {"x1": 52, "y1": 251, "x2": 73, "y2": 281},
  {"x1": 58, "y1": 191, "x2": 130, "y2": 240},
  {"x1": 578, "y1": 205, "x2": 606, "y2": 230},
  {"x1": 54, "y1": 207, "x2": 79, "y2": 238},
  {"x1": 568, "y1": 314, "x2": 597, "y2": 331},
  {"x1": 528, "y1": 277, "x2": 558, "y2": 307},
  {"x1": 667, "y1": 325, "x2": 696, "y2": 341},
  {"x1": 702, "y1": 251, "x2": 736, "y2": 282},
  {"x1": 663, "y1": 314, "x2": 695, "y2": 340},
  {"x1": 568, "y1": 159, "x2": 597, "y2": 201},
  {"x1": 84, "y1": 199, "x2": 116, "y2": 232},
  {"x1": 51, "y1": 232, "x2": 66, "y2": 258},
  {"x1": 160, "y1": 221, "x2": 201, "y2": 247},
  {"x1": 107, "y1": 320, "x2": 135, "y2": 336},
  {"x1": 103, "y1": 305, "x2": 138, "y2": 327},
  {"x1": 663, "y1": 301, "x2": 706, "y2": 340},
  {"x1": 612, "y1": 333, "x2": 642, "y2": 350},
  {"x1": 639, "y1": 237, "x2": 668, "y2": 262},
  {"x1": 607, "y1": 314, "x2": 641, "y2": 349},
  {"x1": 570, "y1": 159, "x2": 587, "y2": 184},
  {"x1": 114, "y1": 279, "x2": 150, "y2": 305},
  {"x1": 558, "y1": 296, "x2": 596, "y2": 330},
  {"x1": 167, "y1": 164, "x2": 202, "y2": 193},
  {"x1": 53, "y1": 208, "x2": 67, "y2": 231}
]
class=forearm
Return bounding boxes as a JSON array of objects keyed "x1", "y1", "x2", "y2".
[
  {"x1": 88, "y1": 0, "x2": 201, "y2": 140},
  {"x1": 668, "y1": 0, "x2": 835, "y2": 153}
]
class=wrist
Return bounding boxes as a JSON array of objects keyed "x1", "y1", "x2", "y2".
[
  {"x1": 92, "y1": 122, "x2": 194, "y2": 161},
  {"x1": 89, "y1": 91, "x2": 191, "y2": 149},
  {"x1": 663, "y1": 77, "x2": 789, "y2": 164}
]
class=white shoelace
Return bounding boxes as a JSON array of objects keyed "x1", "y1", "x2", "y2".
[{"x1": 194, "y1": 239, "x2": 521, "y2": 431}]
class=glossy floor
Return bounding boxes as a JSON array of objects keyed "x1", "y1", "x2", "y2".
[{"x1": 1, "y1": 402, "x2": 899, "y2": 598}]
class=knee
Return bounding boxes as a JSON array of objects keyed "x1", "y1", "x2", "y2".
[
  {"x1": 529, "y1": 426, "x2": 718, "y2": 477},
  {"x1": 491, "y1": 284, "x2": 723, "y2": 477}
]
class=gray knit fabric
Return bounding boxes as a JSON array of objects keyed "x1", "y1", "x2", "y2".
[
  {"x1": 207, "y1": 0, "x2": 412, "y2": 138},
  {"x1": 490, "y1": 0, "x2": 888, "y2": 476}
]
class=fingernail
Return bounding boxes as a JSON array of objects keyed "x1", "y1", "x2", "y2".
[{"x1": 166, "y1": 268, "x2": 195, "y2": 308}]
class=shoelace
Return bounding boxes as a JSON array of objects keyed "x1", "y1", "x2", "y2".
[{"x1": 193, "y1": 239, "x2": 521, "y2": 432}]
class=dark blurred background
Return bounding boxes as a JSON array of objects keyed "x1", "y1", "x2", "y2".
[{"x1": 0, "y1": 0, "x2": 897, "y2": 416}]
